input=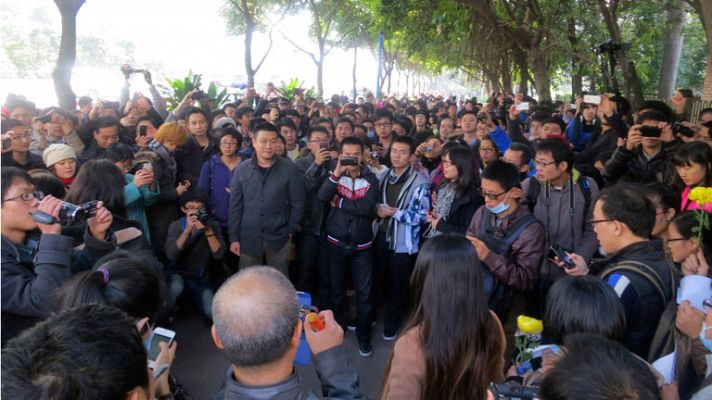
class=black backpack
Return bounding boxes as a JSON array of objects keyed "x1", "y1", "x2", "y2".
[{"x1": 600, "y1": 259, "x2": 677, "y2": 362}]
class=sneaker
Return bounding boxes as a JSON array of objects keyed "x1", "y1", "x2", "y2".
[
  {"x1": 383, "y1": 329, "x2": 397, "y2": 341},
  {"x1": 346, "y1": 320, "x2": 357, "y2": 331},
  {"x1": 358, "y1": 341, "x2": 373, "y2": 357}
]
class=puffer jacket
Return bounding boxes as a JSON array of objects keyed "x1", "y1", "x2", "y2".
[{"x1": 318, "y1": 167, "x2": 379, "y2": 248}]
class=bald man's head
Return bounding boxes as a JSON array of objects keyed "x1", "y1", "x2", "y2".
[{"x1": 212, "y1": 266, "x2": 299, "y2": 367}]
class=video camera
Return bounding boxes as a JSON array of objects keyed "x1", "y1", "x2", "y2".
[{"x1": 32, "y1": 200, "x2": 99, "y2": 226}]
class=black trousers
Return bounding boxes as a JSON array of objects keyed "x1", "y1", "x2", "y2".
[{"x1": 374, "y1": 231, "x2": 417, "y2": 334}]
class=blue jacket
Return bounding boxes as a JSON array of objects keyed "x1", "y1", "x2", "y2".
[
  {"x1": 124, "y1": 174, "x2": 160, "y2": 242},
  {"x1": 566, "y1": 116, "x2": 599, "y2": 152},
  {"x1": 198, "y1": 155, "x2": 238, "y2": 227}
]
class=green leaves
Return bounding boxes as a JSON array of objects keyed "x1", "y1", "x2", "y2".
[{"x1": 157, "y1": 71, "x2": 230, "y2": 111}]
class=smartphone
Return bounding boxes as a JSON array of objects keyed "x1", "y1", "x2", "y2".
[
  {"x1": 104, "y1": 101, "x2": 120, "y2": 109},
  {"x1": 2, "y1": 136, "x2": 11, "y2": 151},
  {"x1": 516, "y1": 102, "x2": 530, "y2": 111},
  {"x1": 139, "y1": 125, "x2": 147, "y2": 137},
  {"x1": 147, "y1": 327, "x2": 175, "y2": 369},
  {"x1": 191, "y1": 90, "x2": 206, "y2": 101},
  {"x1": 583, "y1": 95, "x2": 602, "y2": 105},
  {"x1": 640, "y1": 126, "x2": 662, "y2": 138},
  {"x1": 548, "y1": 244, "x2": 573, "y2": 269},
  {"x1": 340, "y1": 156, "x2": 359, "y2": 166},
  {"x1": 38, "y1": 114, "x2": 52, "y2": 124},
  {"x1": 142, "y1": 162, "x2": 153, "y2": 172}
]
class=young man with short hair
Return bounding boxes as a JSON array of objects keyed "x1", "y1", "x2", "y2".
[
  {"x1": 278, "y1": 118, "x2": 302, "y2": 161},
  {"x1": 77, "y1": 116, "x2": 120, "y2": 163},
  {"x1": 229, "y1": 123, "x2": 306, "y2": 275},
  {"x1": 166, "y1": 191, "x2": 225, "y2": 319},
  {"x1": 374, "y1": 136, "x2": 430, "y2": 339},
  {"x1": 562, "y1": 186, "x2": 675, "y2": 358},
  {"x1": 175, "y1": 107, "x2": 219, "y2": 185},
  {"x1": 465, "y1": 160, "x2": 546, "y2": 312},
  {"x1": 502, "y1": 142, "x2": 533, "y2": 181},
  {"x1": 1, "y1": 168, "x2": 116, "y2": 343},
  {"x1": 318, "y1": 136, "x2": 379, "y2": 356},
  {"x1": 1, "y1": 119, "x2": 45, "y2": 170}
]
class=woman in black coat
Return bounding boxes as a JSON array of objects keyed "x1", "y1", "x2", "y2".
[{"x1": 426, "y1": 145, "x2": 484, "y2": 235}]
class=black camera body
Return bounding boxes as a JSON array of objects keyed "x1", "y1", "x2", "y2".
[
  {"x1": 341, "y1": 156, "x2": 359, "y2": 166},
  {"x1": 196, "y1": 208, "x2": 212, "y2": 225},
  {"x1": 191, "y1": 90, "x2": 206, "y2": 101},
  {"x1": 59, "y1": 200, "x2": 99, "y2": 225},
  {"x1": 673, "y1": 122, "x2": 696, "y2": 138},
  {"x1": 640, "y1": 126, "x2": 662, "y2": 138}
]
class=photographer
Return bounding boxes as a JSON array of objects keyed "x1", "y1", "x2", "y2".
[
  {"x1": 1, "y1": 167, "x2": 116, "y2": 344},
  {"x1": 166, "y1": 191, "x2": 225, "y2": 320},
  {"x1": 604, "y1": 110, "x2": 678, "y2": 187},
  {"x1": 119, "y1": 65, "x2": 168, "y2": 125},
  {"x1": 1, "y1": 119, "x2": 45, "y2": 171},
  {"x1": 318, "y1": 136, "x2": 379, "y2": 357}
]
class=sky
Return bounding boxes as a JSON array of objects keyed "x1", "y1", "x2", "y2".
[{"x1": 0, "y1": 0, "x2": 403, "y2": 108}]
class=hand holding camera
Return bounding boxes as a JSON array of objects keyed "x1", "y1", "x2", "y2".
[
  {"x1": 133, "y1": 168, "x2": 154, "y2": 188},
  {"x1": 34, "y1": 195, "x2": 65, "y2": 235}
]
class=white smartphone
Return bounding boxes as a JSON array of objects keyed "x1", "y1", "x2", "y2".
[
  {"x1": 147, "y1": 327, "x2": 175, "y2": 369},
  {"x1": 583, "y1": 95, "x2": 602, "y2": 105},
  {"x1": 516, "y1": 102, "x2": 530, "y2": 111}
]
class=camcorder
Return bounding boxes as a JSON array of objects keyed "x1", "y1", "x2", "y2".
[{"x1": 32, "y1": 200, "x2": 99, "y2": 226}]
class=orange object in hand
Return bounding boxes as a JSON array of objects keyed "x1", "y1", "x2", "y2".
[{"x1": 306, "y1": 312, "x2": 325, "y2": 331}]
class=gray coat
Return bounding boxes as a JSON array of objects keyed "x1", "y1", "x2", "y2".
[
  {"x1": 214, "y1": 346, "x2": 364, "y2": 400},
  {"x1": 228, "y1": 156, "x2": 306, "y2": 256}
]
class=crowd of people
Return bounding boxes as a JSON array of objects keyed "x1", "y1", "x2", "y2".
[{"x1": 1, "y1": 66, "x2": 712, "y2": 400}]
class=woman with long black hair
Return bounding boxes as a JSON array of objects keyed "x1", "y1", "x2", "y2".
[{"x1": 381, "y1": 233, "x2": 505, "y2": 399}]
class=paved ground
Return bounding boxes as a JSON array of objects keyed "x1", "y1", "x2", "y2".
[{"x1": 172, "y1": 308, "x2": 395, "y2": 399}]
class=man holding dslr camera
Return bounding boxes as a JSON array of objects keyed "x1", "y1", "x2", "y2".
[
  {"x1": 1, "y1": 167, "x2": 116, "y2": 344},
  {"x1": 166, "y1": 191, "x2": 225, "y2": 320}
]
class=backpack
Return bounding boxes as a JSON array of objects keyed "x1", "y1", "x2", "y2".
[
  {"x1": 526, "y1": 176, "x2": 591, "y2": 216},
  {"x1": 601, "y1": 259, "x2": 677, "y2": 362}
]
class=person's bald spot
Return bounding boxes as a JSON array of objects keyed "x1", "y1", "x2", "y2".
[{"x1": 213, "y1": 266, "x2": 298, "y2": 344}]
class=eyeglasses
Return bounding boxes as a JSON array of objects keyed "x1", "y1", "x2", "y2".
[
  {"x1": 588, "y1": 218, "x2": 614, "y2": 226},
  {"x1": 477, "y1": 187, "x2": 507, "y2": 200},
  {"x1": 2, "y1": 191, "x2": 44, "y2": 203},
  {"x1": 666, "y1": 237, "x2": 689, "y2": 242},
  {"x1": 534, "y1": 159, "x2": 557, "y2": 167}
]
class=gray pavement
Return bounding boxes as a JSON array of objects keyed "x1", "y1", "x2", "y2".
[{"x1": 172, "y1": 310, "x2": 395, "y2": 399}]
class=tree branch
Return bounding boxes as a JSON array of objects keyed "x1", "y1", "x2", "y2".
[{"x1": 280, "y1": 30, "x2": 319, "y2": 65}]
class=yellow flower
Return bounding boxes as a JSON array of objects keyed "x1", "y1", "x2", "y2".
[
  {"x1": 689, "y1": 187, "x2": 712, "y2": 205},
  {"x1": 517, "y1": 315, "x2": 543, "y2": 334}
]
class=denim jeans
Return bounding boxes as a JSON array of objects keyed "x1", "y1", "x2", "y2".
[
  {"x1": 167, "y1": 274, "x2": 214, "y2": 319},
  {"x1": 327, "y1": 241, "x2": 373, "y2": 344}
]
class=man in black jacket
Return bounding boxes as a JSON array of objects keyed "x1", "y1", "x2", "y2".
[
  {"x1": 318, "y1": 136, "x2": 379, "y2": 357},
  {"x1": 294, "y1": 126, "x2": 332, "y2": 299},
  {"x1": 77, "y1": 116, "x2": 120, "y2": 164},
  {"x1": 563, "y1": 185, "x2": 676, "y2": 358},
  {"x1": 604, "y1": 110, "x2": 678, "y2": 186},
  {"x1": 1, "y1": 167, "x2": 116, "y2": 344},
  {"x1": 229, "y1": 123, "x2": 306, "y2": 275},
  {"x1": 212, "y1": 267, "x2": 364, "y2": 400}
]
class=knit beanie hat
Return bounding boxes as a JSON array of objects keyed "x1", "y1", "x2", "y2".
[{"x1": 42, "y1": 143, "x2": 76, "y2": 168}]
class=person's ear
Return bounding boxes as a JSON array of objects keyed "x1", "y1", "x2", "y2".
[
  {"x1": 290, "y1": 320, "x2": 303, "y2": 350},
  {"x1": 211, "y1": 325, "x2": 224, "y2": 350},
  {"x1": 663, "y1": 208, "x2": 676, "y2": 222}
]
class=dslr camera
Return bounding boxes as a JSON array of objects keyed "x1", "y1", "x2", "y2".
[{"x1": 195, "y1": 208, "x2": 212, "y2": 225}]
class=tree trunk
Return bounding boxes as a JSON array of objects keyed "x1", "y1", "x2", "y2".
[
  {"x1": 567, "y1": 14, "x2": 582, "y2": 99},
  {"x1": 404, "y1": 71, "x2": 410, "y2": 97},
  {"x1": 690, "y1": 0, "x2": 712, "y2": 100},
  {"x1": 316, "y1": 40, "x2": 325, "y2": 97},
  {"x1": 244, "y1": 14, "x2": 256, "y2": 88},
  {"x1": 514, "y1": 48, "x2": 529, "y2": 95},
  {"x1": 352, "y1": 47, "x2": 357, "y2": 101},
  {"x1": 658, "y1": 0, "x2": 687, "y2": 99},
  {"x1": 52, "y1": 0, "x2": 84, "y2": 112},
  {"x1": 530, "y1": 52, "x2": 551, "y2": 101}
]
